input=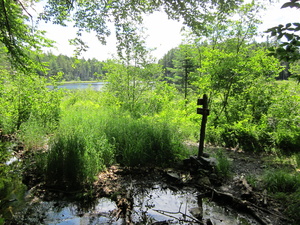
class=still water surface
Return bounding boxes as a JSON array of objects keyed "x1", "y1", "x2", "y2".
[{"x1": 47, "y1": 82, "x2": 105, "y2": 91}]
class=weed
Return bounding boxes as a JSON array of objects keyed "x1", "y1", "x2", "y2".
[
  {"x1": 214, "y1": 149, "x2": 232, "y2": 178},
  {"x1": 245, "y1": 174, "x2": 258, "y2": 188}
]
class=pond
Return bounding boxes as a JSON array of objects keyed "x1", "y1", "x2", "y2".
[
  {"x1": 1, "y1": 144, "x2": 261, "y2": 225},
  {"x1": 47, "y1": 82, "x2": 105, "y2": 91},
  {"x1": 6, "y1": 179, "x2": 259, "y2": 225}
]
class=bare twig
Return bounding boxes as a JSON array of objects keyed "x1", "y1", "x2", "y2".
[{"x1": 153, "y1": 208, "x2": 202, "y2": 224}]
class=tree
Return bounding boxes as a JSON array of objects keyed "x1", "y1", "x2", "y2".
[
  {"x1": 266, "y1": 0, "x2": 300, "y2": 62},
  {"x1": 188, "y1": 1, "x2": 282, "y2": 125},
  {"x1": 159, "y1": 48, "x2": 178, "y2": 80},
  {"x1": 0, "y1": 0, "x2": 54, "y2": 72},
  {"x1": 168, "y1": 44, "x2": 198, "y2": 102},
  {"x1": 1, "y1": 0, "x2": 244, "y2": 71}
]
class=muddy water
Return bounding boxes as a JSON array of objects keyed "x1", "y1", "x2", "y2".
[{"x1": 10, "y1": 183, "x2": 259, "y2": 225}]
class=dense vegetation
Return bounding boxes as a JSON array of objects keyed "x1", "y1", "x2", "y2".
[
  {"x1": 35, "y1": 53, "x2": 105, "y2": 81},
  {"x1": 1, "y1": 0, "x2": 300, "y2": 224}
]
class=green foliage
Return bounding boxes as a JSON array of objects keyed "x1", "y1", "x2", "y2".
[
  {"x1": 103, "y1": 58, "x2": 163, "y2": 116},
  {"x1": 266, "y1": 1, "x2": 300, "y2": 62},
  {"x1": 167, "y1": 44, "x2": 199, "y2": 98},
  {"x1": 0, "y1": 68, "x2": 62, "y2": 134},
  {"x1": 262, "y1": 168, "x2": 300, "y2": 224},
  {"x1": 263, "y1": 169, "x2": 300, "y2": 193},
  {"x1": 36, "y1": 53, "x2": 105, "y2": 81},
  {"x1": 285, "y1": 188, "x2": 300, "y2": 224},
  {"x1": 214, "y1": 149, "x2": 232, "y2": 178},
  {"x1": 289, "y1": 60, "x2": 300, "y2": 83},
  {"x1": 38, "y1": 0, "x2": 241, "y2": 58},
  {"x1": 44, "y1": 108, "x2": 115, "y2": 191},
  {"x1": 0, "y1": 142, "x2": 11, "y2": 196},
  {"x1": 295, "y1": 153, "x2": 300, "y2": 168},
  {"x1": 103, "y1": 115, "x2": 188, "y2": 166},
  {"x1": 245, "y1": 174, "x2": 258, "y2": 188},
  {"x1": 41, "y1": 93, "x2": 189, "y2": 191},
  {"x1": 0, "y1": 142, "x2": 26, "y2": 223},
  {"x1": 0, "y1": 0, "x2": 54, "y2": 72}
]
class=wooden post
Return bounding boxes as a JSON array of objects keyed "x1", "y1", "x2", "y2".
[{"x1": 197, "y1": 94, "x2": 209, "y2": 158}]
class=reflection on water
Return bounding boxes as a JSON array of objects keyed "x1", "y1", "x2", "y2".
[
  {"x1": 5, "y1": 174, "x2": 259, "y2": 225},
  {"x1": 9, "y1": 183, "x2": 259, "y2": 225},
  {"x1": 132, "y1": 185, "x2": 259, "y2": 225},
  {"x1": 47, "y1": 82, "x2": 105, "y2": 91},
  {"x1": 43, "y1": 198, "x2": 122, "y2": 225}
]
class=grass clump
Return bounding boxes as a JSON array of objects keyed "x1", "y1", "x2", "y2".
[
  {"x1": 45, "y1": 132, "x2": 114, "y2": 191},
  {"x1": 214, "y1": 149, "x2": 232, "y2": 178},
  {"x1": 263, "y1": 169, "x2": 300, "y2": 193},
  {"x1": 104, "y1": 116, "x2": 188, "y2": 167},
  {"x1": 42, "y1": 108, "x2": 115, "y2": 192}
]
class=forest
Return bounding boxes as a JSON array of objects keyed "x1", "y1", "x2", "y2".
[{"x1": 1, "y1": 0, "x2": 300, "y2": 224}]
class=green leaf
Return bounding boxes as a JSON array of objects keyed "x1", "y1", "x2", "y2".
[
  {"x1": 285, "y1": 33, "x2": 294, "y2": 41},
  {"x1": 281, "y1": 2, "x2": 300, "y2": 9},
  {"x1": 286, "y1": 23, "x2": 292, "y2": 28}
]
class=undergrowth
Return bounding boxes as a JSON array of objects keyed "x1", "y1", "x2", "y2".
[
  {"x1": 262, "y1": 169, "x2": 300, "y2": 224},
  {"x1": 39, "y1": 104, "x2": 188, "y2": 191}
]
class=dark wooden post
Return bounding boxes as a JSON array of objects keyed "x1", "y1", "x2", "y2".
[{"x1": 197, "y1": 94, "x2": 209, "y2": 158}]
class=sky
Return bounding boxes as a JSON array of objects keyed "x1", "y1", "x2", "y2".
[{"x1": 33, "y1": 0, "x2": 299, "y2": 61}]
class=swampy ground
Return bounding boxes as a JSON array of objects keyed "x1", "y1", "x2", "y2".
[{"x1": 4, "y1": 145, "x2": 296, "y2": 225}]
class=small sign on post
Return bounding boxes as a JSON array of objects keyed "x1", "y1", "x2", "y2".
[{"x1": 197, "y1": 94, "x2": 209, "y2": 158}]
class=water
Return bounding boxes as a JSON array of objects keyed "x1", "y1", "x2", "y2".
[
  {"x1": 47, "y1": 82, "x2": 105, "y2": 91},
  {"x1": 42, "y1": 198, "x2": 122, "y2": 225},
  {"x1": 10, "y1": 184, "x2": 259, "y2": 225},
  {"x1": 131, "y1": 185, "x2": 259, "y2": 224}
]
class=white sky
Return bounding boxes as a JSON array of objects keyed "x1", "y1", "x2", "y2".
[{"x1": 34, "y1": 0, "x2": 299, "y2": 61}]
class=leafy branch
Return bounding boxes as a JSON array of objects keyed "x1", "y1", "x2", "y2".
[{"x1": 266, "y1": 0, "x2": 300, "y2": 62}]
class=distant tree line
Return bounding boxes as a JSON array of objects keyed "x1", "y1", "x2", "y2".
[
  {"x1": 158, "y1": 42, "x2": 298, "y2": 83},
  {"x1": 35, "y1": 52, "x2": 105, "y2": 81}
]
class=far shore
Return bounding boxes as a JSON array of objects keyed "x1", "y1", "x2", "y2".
[
  {"x1": 46, "y1": 80, "x2": 104, "y2": 85},
  {"x1": 58, "y1": 80, "x2": 103, "y2": 84}
]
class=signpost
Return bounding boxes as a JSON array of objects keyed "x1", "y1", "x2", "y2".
[{"x1": 197, "y1": 94, "x2": 209, "y2": 158}]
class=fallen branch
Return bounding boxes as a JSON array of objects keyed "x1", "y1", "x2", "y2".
[{"x1": 153, "y1": 208, "x2": 202, "y2": 224}]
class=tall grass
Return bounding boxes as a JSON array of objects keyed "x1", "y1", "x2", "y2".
[
  {"x1": 42, "y1": 100, "x2": 188, "y2": 191},
  {"x1": 103, "y1": 116, "x2": 188, "y2": 166},
  {"x1": 44, "y1": 108, "x2": 115, "y2": 191},
  {"x1": 214, "y1": 149, "x2": 232, "y2": 178},
  {"x1": 263, "y1": 169, "x2": 300, "y2": 193}
]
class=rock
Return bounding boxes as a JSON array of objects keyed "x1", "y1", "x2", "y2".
[
  {"x1": 202, "y1": 152, "x2": 210, "y2": 158},
  {"x1": 166, "y1": 171, "x2": 181, "y2": 181},
  {"x1": 199, "y1": 156, "x2": 217, "y2": 167}
]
